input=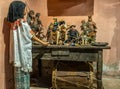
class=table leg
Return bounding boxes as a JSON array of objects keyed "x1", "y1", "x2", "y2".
[{"x1": 97, "y1": 50, "x2": 103, "y2": 89}]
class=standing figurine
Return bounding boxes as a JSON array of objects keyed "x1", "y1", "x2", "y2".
[
  {"x1": 80, "y1": 16, "x2": 97, "y2": 45},
  {"x1": 52, "y1": 18, "x2": 59, "y2": 44},
  {"x1": 7, "y1": 1, "x2": 49, "y2": 89},
  {"x1": 53, "y1": 18, "x2": 59, "y2": 32},
  {"x1": 87, "y1": 16, "x2": 97, "y2": 43},
  {"x1": 58, "y1": 20, "x2": 67, "y2": 44},
  {"x1": 80, "y1": 20, "x2": 87, "y2": 31},
  {"x1": 46, "y1": 23, "x2": 54, "y2": 44},
  {"x1": 47, "y1": 20, "x2": 67, "y2": 45},
  {"x1": 80, "y1": 20, "x2": 89, "y2": 45}
]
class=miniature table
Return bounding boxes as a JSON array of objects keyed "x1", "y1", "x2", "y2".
[{"x1": 32, "y1": 45, "x2": 110, "y2": 89}]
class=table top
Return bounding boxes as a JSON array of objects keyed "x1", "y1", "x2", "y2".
[{"x1": 32, "y1": 45, "x2": 111, "y2": 50}]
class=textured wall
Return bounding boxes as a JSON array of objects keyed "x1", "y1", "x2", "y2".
[
  {"x1": 47, "y1": 0, "x2": 94, "y2": 16},
  {"x1": 0, "y1": 1, "x2": 11, "y2": 89},
  {"x1": 0, "y1": 0, "x2": 120, "y2": 89},
  {"x1": 32, "y1": 0, "x2": 120, "y2": 73},
  {"x1": 94, "y1": 0, "x2": 120, "y2": 73}
]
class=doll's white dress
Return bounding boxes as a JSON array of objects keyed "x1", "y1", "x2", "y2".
[{"x1": 9, "y1": 19, "x2": 33, "y2": 89}]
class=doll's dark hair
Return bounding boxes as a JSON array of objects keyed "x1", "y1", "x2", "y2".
[{"x1": 7, "y1": 1, "x2": 26, "y2": 23}]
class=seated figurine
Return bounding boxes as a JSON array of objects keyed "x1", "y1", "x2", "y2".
[
  {"x1": 65, "y1": 25, "x2": 79, "y2": 45},
  {"x1": 34, "y1": 13, "x2": 46, "y2": 40},
  {"x1": 27, "y1": 10, "x2": 35, "y2": 26}
]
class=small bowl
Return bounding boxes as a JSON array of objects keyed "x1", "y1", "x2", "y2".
[{"x1": 91, "y1": 42, "x2": 108, "y2": 46}]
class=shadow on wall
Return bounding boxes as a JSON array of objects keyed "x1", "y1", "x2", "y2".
[
  {"x1": 48, "y1": 0, "x2": 94, "y2": 16},
  {"x1": 101, "y1": 0, "x2": 120, "y2": 73},
  {"x1": 110, "y1": 2, "x2": 120, "y2": 71},
  {"x1": 2, "y1": 18, "x2": 14, "y2": 89}
]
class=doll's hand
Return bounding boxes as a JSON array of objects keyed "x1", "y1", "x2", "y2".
[{"x1": 42, "y1": 42, "x2": 50, "y2": 46}]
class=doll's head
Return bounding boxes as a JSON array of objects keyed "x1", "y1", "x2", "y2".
[{"x1": 7, "y1": 1, "x2": 26, "y2": 23}]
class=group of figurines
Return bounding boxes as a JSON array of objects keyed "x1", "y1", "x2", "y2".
[
  {"x1": 46, "y1": 16, "x2": 97, "y2": 46},
  {"x1": 46, "y1": 18, "x2": 79, "y2": 45},
  {"x1": 27, "y1": 10, "x2": 97, "y2": 46},
  {"x1": 27, "y1": 10, "x2": 46, "y2": 40}
]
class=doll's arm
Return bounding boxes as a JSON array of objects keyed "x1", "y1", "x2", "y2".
[{"x1": 30, "y1": 30, "x2": 49, "y2": 46}]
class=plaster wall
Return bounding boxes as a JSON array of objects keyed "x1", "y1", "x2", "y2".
[
  {"x1": 27, "y1": 0, "x2": 120, "y2": 72},
  {"x1": 0, "y1": 1, "x2": 12, "y2": 89}
]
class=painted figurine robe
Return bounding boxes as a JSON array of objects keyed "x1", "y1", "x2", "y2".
[
  {"x1": 66, "y1": 25, "x2": 79, "y2": 46},
  {"x1": 80, "y1": 16, "x2": 97, "y2": 45}
]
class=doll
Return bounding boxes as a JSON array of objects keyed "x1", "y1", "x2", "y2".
[{"x1": 7, "y1": 1, "x2": 49, "y2": 89}]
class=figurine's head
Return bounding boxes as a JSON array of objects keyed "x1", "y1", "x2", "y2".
[
  {"x1": 88, "y1": 15, "x2": 92, "y2": 22},
  {"x1": 49, "y1": 23, "x2": 54, "y2": 30},
  {"x1": 7, "y1": 1, "x2": 26, "y2": 22},
  {"x1": 88, "y1": 22, "x2": 97, "y2": 29},
  {"x1": 28, "y1": 10, "x2": 35, "y2": 18},
  {"x1": 81, "y1": 20, "x2": 86, "y2": 24},
  {"x1": 53, "y1": 18, "x2": 57, "y2": 22},
  {"x1": 59, "y1": 20, "x2": 65, "y2": 26},
  {"x1": 36, "y1": 13, "x2": 40, "y2": 18},
  {"x1": 70, "y1": 25, "x2": 76, "y2": 29}
]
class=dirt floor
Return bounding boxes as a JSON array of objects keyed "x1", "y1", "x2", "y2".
[
  {"x1": 30, "y1": 77, "x2": 120, "y2": 89},
  {"x1": 103, "y1": 77, "x2": 120, "y2": 89},
  {"x1": 30, "y1": 61, "x2": 120, "y2": 89}
]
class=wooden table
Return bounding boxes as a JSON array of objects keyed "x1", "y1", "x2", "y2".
[{"x1": 32, "y1": 45, "x2": 110, "y2": 89}]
